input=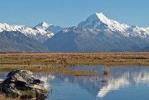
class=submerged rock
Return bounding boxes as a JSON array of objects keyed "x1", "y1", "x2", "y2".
[{"x1": 0, "y1": 70, "x2": 48, "y2": 99}]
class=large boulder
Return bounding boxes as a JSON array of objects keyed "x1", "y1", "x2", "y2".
[{"x1": 0, "y1": 70, "x2": 48, "y2": 99}]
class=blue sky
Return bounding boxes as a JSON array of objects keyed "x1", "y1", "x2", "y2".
[{"x1": 0, "y1": 0, "x2": 148, "y2": 27}]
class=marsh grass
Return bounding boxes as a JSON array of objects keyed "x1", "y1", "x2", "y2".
[
  {"x1": 0, "y1": 52, "x2": 149, "y2": 76},
  {"x1": 0, "y1": 65, "x2": 96, "y2": 76},
  {"x1": 0, "y1": 52, "x2": 149, "y2": 66}
]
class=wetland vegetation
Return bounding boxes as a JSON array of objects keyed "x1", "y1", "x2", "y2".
[
  {"x1": 0, "y1": 52, "x2": 149, "y2": 100},
  {"x1": 0, "y1": 52, "x2": 149, "y2": 76},
  {"x1": 1, "y1": 52, "x2": 149, "y2": 66}
]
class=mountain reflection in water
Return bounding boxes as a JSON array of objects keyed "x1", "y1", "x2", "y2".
[
  {"x1": 48, "y1": 65, "x2": 149, "y2": 100},
  {"x1": 1, "y1": 65, "x2": 149, "y2": 100}
]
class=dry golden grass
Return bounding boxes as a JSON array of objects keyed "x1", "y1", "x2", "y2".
[
  {"x1": 0, "y1": 52, "x2": 149, "y2": 66},
  {"x1": 0, "y1": 52, "x2": 149, "y2": 76},
  {"x1": 0, "y1": 65, "x2": 96, "y2": 76}
]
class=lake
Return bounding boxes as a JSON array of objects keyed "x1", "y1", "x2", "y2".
[{"x1": 1, "y1": 65, "x2": 149, "y2": 100}]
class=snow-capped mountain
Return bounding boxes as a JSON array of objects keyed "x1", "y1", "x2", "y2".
[
  {"x1": 0, "y1": 22, "x2": 63, "y2": 43},
  {"x1": 34, "y1": 21, "x2": 50, "y2": 30},
  {"x1": 78, "y1": 12, "x2": 149, "y2": 37},
  {"x1": 1, "y1": 12, "x2": 149, "y2": 52},
  {"x1": 78, "y1": 12, "x2": 129, "y2": 32},
  {"x1": 0, "y1": 22, "x2": 62, "y2": 51},
  {"x1": 45, "y1": 12, "x2": 149, "y2": 52}
]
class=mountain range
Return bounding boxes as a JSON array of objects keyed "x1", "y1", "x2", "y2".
[{"x1": 0, "y1": 12, "x2": 149, "y2": 52}]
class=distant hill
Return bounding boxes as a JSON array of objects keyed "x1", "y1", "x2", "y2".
[{"x1": 0, "y1": 31, "x2": 48, "y2": 52}]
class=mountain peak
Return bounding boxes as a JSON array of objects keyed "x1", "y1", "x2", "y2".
[
  {"x1": 95, "y1": 12, "x2": 107, "y2": 19},
  {"x1": 35, "y1": 21, "x2": 50, "y2": 30},
  {"x1": 95, "y1": 12, "x2": 105, "y2": 16},
  {"x1": 41, "y1": 21, "x2": 50, "y2": 27},
  {"x1": 78, "y1": 12, "x2": 129, "y2": 32},
  {"x1": 78, "y1": 12, "x2": 113, "y2": 29},
  {"x1": 95, "y1": 12, "x2": 110, "y2": 24}
]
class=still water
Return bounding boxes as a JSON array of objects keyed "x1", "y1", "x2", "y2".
[
  {"x1": 48, "y1": 65, "x2": 149, "y2": 100},
  {"x1": 2, "y1": 65, "x2": 149, "y2": 100}
]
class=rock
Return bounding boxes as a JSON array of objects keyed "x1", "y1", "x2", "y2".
[{"x1": 0, "y1": 70, "x2": 48, "y2": 99}]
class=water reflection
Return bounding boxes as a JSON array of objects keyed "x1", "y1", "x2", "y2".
[
  {"x1": 1, "y1": 65, "x2": 149, "y2": 100},
  {"x1": 98, "y1": 73, "x2": 130, "y2": 98},
  {"x1": 48, "y1": 65, "x2": 149, "y2": 100}
]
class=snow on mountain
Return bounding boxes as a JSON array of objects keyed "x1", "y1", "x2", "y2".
[
  {"x1": 34, "y1": 21, "x2": 50, "y2": 30},
  {"x1": 1, "y1": 12, "x2": 149, "y2": 52},
  {"x1": 34, "y1": 22, "x2": 63, "y2": 33},
  {"x1": 78, "y1": 12, "x2": 129, "y2": 32},
  {"x1": 45, "y1": 12, "x2": 149, "y2": 52},
  {"x1": 128, "y1": 26, "x2": 149, "y2": 38},
  {"x1": 78, "y1": 12, "x2": 149, "y2": 37},
  {"x1": 0, "y1": 22, "x2": 63, "y2": 43}
]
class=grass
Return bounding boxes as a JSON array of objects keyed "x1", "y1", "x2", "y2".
[
  {"x1": 0, "y1": 52, "x2": 149, "y2": 66},
  {"x1": 0, "y1": 52, "x2": 149, "y2": 76},
  {"x1": 0, "y1": 65, "x2": 96, "y2": 76}
]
